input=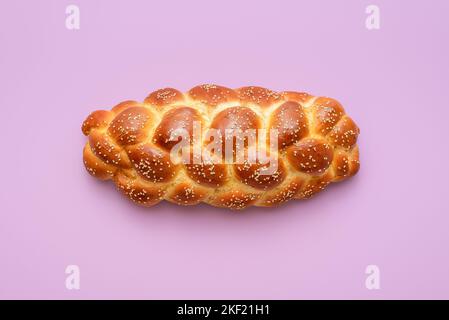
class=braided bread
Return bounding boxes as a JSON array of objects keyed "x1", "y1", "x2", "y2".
[{"x1": 81, "y1": 85, "x2": 360, "y2": 210}]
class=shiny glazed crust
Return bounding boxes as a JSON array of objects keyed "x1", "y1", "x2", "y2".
[{"x1": 82, "y1": 85, "x2": 360, "y2": 210}]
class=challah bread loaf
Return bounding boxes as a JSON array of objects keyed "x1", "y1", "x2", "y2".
[{"x1": 81, "y1": 85, "x2": 360, "y2": 210}]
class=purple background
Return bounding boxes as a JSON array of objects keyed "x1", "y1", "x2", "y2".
[{"x1": 1, "y1": 0, "x2": 448, "y2": 299}]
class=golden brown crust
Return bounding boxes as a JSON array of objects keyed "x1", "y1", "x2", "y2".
[
  {"x1": 286, "y1": 139, "x2": 333, "y2": 175},
  {"x1": 311, "y1": 97, "x2": 345, "y2": 136},
  {"x1": 153, "y1": 106, "x2": 202, "y2": 151},
  {"x1": 188, "y1": 84, "x2": 239, "y2": 106},
  {"x1": 281, "y1": 91, "x2": 312, "y2": 104},
  {"x1": 233, "y1": 158, "x2": 286, "y2": 190},
  {"x1": 144, "y1": 88, "x2": 184, "y2": 107},
  {"x1": 81, "y1": 85, "x2": 360, "y2": 210},
  {"x1": 111, "y1": 100, "x2": 142, "y2": 114},
  {"x1": 184, "y1": 161, "x2": 228, "y2": 187},
  {"x1": 167, "y1": 183, "x2": 208, "y2": 206},
  {"x1": 259, "y1": 176, "x2": 304, "y2": 206},
  {"x1": 88, "y1": 130, "x2": 131, "y2": 168},
  {"x1": 210, "y1": 106, "x2": 262, "y2": 159},
  {"x1": 108, "y1": 107, "x2": 154, "y2": 146},
  {"x1": 237, "y1": 86, "x2": 282, "y2": 108},
  {"x1": 211, "y1": 189, "x2": 260, "y2": 210},
  {"x1": 269, "y1": 101, "x2": 309, "y2": 149},
  {"x1": 114, "y1": 171, "x2": 166, "y2": 206},
  {"x1": 210, "y1": 106, "x2": 262, "y2": 136},
  {"x1": 127, "y1": 144, "x2": 179, "y2": 183},
  {"x1": 327, "y1": 116, "x2": 359, "y2": 149},
  {"x1": 295, "y1": 171, "x2": 333, "y2": 199},
  {"x1": 83, "y1": 142, "x2": 117, "y2": 180},
  {"x1": 82, "y1": 110, "x2": 114, "y2": 136}
]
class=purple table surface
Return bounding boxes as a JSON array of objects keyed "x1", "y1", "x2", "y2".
[{"x1": 1, "y1": 0, "x2": 448, "y2": 299}]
